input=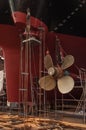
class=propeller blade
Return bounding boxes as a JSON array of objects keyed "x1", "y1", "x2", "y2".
[
  {"x1": 57, "y1": 76, "x2": 74, "y2": 94},
  {"x1": 61, "y1": 55, "x2": 74, "y2": 70},
  {"x1": 44, "y1": 54, "x2": 54, "y2": 70},
  {"x1": 39, "y1": 75, "x2": 56, "y2": 91}
]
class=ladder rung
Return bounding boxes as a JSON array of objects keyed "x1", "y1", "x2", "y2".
[
  {"x1": 19, "y1": 88, "x2": 27, "y2": 91},
  {"x1": 21, "y1": 72, "x2": 29, "y2": 75},
  {"x1": 37, "y1": 93, "x2": 44, "y2": 95}
]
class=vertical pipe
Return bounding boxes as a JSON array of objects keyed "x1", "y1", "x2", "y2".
[{"x1": 38, "y1": 28, "x2": 42, "y2": 115}]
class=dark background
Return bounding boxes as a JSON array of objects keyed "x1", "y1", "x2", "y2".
[{"x1": 0, "y1": 0, "x2": 86, "y2": 37}]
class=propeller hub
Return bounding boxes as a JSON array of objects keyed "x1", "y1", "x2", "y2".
[
  {"x1": 55, "y1": 66, "x2": 63, "y2": 78},
  {"x1": 48, "y1": 67, "x2": 55, "y2": 76}
]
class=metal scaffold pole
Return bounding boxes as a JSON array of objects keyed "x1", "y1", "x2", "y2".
[
  {"x1": 42, "y1": 28, "x2": 46, "y2": 116},
  {"x1": 38, "y1": 26, "x2": 45, "y2": 116},
  {"x1": 80, "y1": 68, "x2": 86, "y2": 123}
]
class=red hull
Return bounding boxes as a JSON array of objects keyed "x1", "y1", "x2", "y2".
[{"x1": 0, "y1": 12, "x2": 86, "y2": 102}]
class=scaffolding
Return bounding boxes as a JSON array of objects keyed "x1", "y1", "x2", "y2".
[
  {"x1": 0, "y1": 9, "x2": 84, "y2": 126},
  {"x1": 75, "y1": 68, "x2": 86, "y2": 123}
]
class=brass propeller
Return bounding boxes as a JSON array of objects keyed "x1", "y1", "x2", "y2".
[{"x1": 39, "y1": 53, "x2": 75, "y2": 94}]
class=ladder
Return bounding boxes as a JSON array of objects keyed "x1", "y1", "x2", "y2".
[
  {"x1": 19, "y1": 30, "x2": 29, "y2": 117},
  {"x1": 19, "y1": 9, "x2": 32, "y2": 117}
]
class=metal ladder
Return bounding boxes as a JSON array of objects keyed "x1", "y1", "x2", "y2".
[
  {"x1": 18, "y1": 9, "x2": 32, "y2": 117},
  {"x1": 19, "y1": 31, "x2": 29, "y2": 117}
]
